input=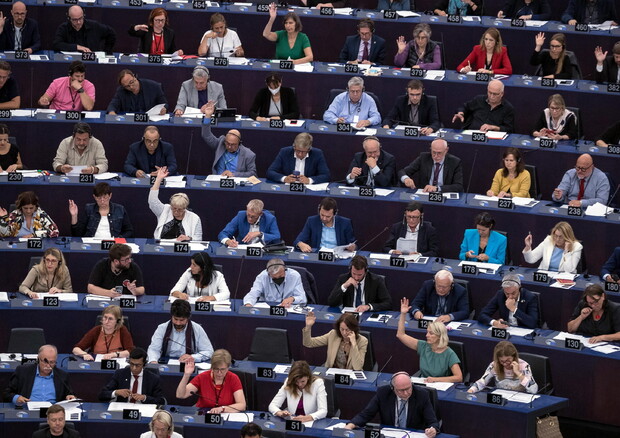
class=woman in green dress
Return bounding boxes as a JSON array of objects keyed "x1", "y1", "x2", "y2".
[{"x1": 263, "y1": 2, "x2": 314, "y2": 64}]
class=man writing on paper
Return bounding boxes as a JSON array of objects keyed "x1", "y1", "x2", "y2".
[{"x1": 218, "y1": 199, "x2": 281, "y2": 247}]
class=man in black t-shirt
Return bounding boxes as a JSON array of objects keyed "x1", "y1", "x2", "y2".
[
  {"x1": 87, "y1": 243, "x2": 145, "y2": 297},
  {"x1": 0, "y1": 61, "x2": 20, "y2": 109}
]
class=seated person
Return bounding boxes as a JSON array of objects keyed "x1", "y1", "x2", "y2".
[
  {"x1": 468, "y1": 341, "x2": 538, "y2": 394},
  {"x1": 107, "y1": 69, "x2": 167, "y2": 115},
  {"x1": 0, "y1": 123, "x2": 23, "y2": 173},
  {"x1": 338, "y1": 19, "x2": 386, "y2": 65},
  {"x1": 0, "y1": 61, "x2": 20, "y2": 109},
  {"x1": 52, "y1": 122, "x2": 108, "y2": 174},
  {"x1": 479, "y1": 274, "x2": 540, "y2": 329},
  {"x1": 601, "y1": 247, "x2": 620, "y2": 283},
  {"x1": 72, "y1": 305, "x2": 134, "y2": 361},
  {"x1": 140, "y1": 411, "x2": 182, "y2": 438},
  {"x1": 0, "y1": 190, "x2": 59, "y2": 238},
  {"x1": 38, "y1": 61, "x2": 95, "y2": 111},
  {"x1": 267, "y1": 133, "x2": 330, "y2": 184},
  {"x1": 327, "y1": 255, "x2": 392, "y2": 312},
  {"x1": 19, "y1": 248, "x2": 73, "y2": 299},
  {"x1": 303, "y1": 312, "x2": 368, "y2": 370},
  {"x1": 452, "y1": 80, "x2": 515, "y2": 133},
  {"x1": 147, "y1": 299, "x2": 214, "y2": 363},
  {"x1": 410, "y1": 270, "x2": 469, "y2": 322},
  {"x1": 459, "y1": 212, "x2": 507, "y2": 264},
  {"x1": 567, "y1": 284, "x2": 620, "y2": 343},
  {"x1": 249, "y1": 73, "x2": 300, "y2": 121},
  {"x1": 3, "y1": 344, "x2": 75, "y2": 406},
  {"x1": 497, "y1": 0, "x2": 551, "y2": 20},
  {"x1": 532, "y1": 94, "x2": 577, "y2": 140},
  {"x1": 243, "y1": 258, "x2": 306, "y2": 307},
  {"x1": 294, "y1": 197, "x2": 355, "y2": 252},
  {"x1": 346, "y1": 135, "x2": 395, "y2": 187},
  {"x1": 561, "y1": 0, "x2": 618, "y2": 25},
  {"x1": 170, "y1": 253, "x2": 230, "y2": 302},
  {"x1": 198, "y1": 13, "x2": 243, "y2": 58},
  {"x1": 594, "y1": 42, "x2": 620, "y2": 84},
  {"x1": 87, "y1": 243, "x2": 145, "y2": 298},
  {"x1": 99, "y1": 347, "x2": 165, "y2": 405},
  {"x1": 397, "y1": 298, "x2": 463, "y2": 382},
  {"x1": 124, "y1": 125, "x2": 177, "y2": 177},
  {"x1": 0, "y1": 2, "x2": 41, "y2": 53},
  {"x1": 34, "y1": 404, "x2": 80, "y2": 438},
  {"x1": 149, "y1": 167, "x2": 202, "y2": 241},
  {"x1": 69, "y1": 182, "x2": 134, "y2": 238},
  {"x1": 53, "y1": 5, "x2": 115, "y2": 53},
  {"x1": 324, "y1": 76, "x2": 381, "y2": 129},
  {"x1": 377, "y1": 0, "x2": 410, "y2": 10},
  {"x1": 263, "y1": 5, "x2": 313, "y2": 65},
  {"x1": 383, "y1": 79, "x2": 440, "y2": 134},
  {"x1": 457, "y1": 28, "x2": 512, "y2": 75},
  {"x1": 486, "y1": 147, "x2": 531, "y2": 198},
  {"x1": 523, "y1": 221, "x2": 582, "y2": 273},
  {"x1": 218, "y1": 199, "x2": 281, "y2": 246},
  {"x1": 398, "y1": 139, "x2": 463, "y2": 193},
  {"x1": 269, "y1": 360, "x2": 327, "y2": 422},
  {"x1": 176, "y1": 349, "x2": 245, "y2": 412},
  {"x1": 434, "y1": 0, "x2": 481, "y2": 16},
  {"x1": 383, "y1": 201, "x2": 439, "y2": 256},
  {"x1": 530, "y1": 33, "x2": 573, "y2": 79},
  {"x1": 551, "y1": 154, "x2": 610, "y2": 207},
  {"x1": 301, "y1": 0, "x2": 350, "y2": 6},
  {"x1": 394, "y1": 24, "x2": 441, "y2": 70},
  {"x1": 174, "y1": 66, "x2": 226, "y2": 116},
  {"x1": 129, "y1": 8, "x2": 182, "y2": 55},
  {"x1": 595, "y1": 119, "x2": 620, "y2": 147},
  {"x1": 202, "y1": 102, "x2": 257, "y2": 177}
]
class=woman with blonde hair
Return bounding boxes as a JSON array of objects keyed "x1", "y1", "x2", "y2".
[
  {"x1": 73, "y1": 305, "x2": 134, "y2": 361},
  {"x1": 19, "y1": 248, "x2": 72, "y2": 299},
  {"x1": 523, "y1": 221, "x2": 582, "y2": 273}
]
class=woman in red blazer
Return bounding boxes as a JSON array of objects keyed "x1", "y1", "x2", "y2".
[{"x1": 457, "y1": 27, "x2": 513, "y2": 75}]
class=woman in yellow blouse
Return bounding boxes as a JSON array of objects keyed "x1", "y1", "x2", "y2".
[{"x1": 487, "y1": 148, "x2": 531, "y2": 198}]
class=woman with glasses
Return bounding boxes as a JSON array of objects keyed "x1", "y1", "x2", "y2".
[
  {"x1": 176, "y1": 348, "x2": 246, "y2": 412},
  {"x1": 19, "y1": 248, "x2": 72, "y2": 299},
  {"x1": 486, "y1": 147, "x2": 531, "y2": 198},
  {"x1": 129, "y1": 8, "x2": 182, "y2": 56},
  {"x1": 530, "y1": 32, "x2": 572, "y2": 79},
  {"x1": 457, "y1": 27, "x2": 512, "y2": 75},
  {"x1": 568, "y1": 284, "x2": 620, "y2": 343},
  {"x1": 468, "y1": 340, "x2": 538, "y2": 394},
  {"x1": 0, "y1": 191, "x2": 59, "y2": 238},
  {"x1": 532, "y1": 94, "x2": 577, "y2": 140},
  {"x1": 72, "y1": 305, "x2": 134, "y2": 361},
  {"x1": 394, "y1": 23, "x2": 441, "y2": 69},
  {"x1": 523, "y1": 221, "x2": 582, "y2": 273}
]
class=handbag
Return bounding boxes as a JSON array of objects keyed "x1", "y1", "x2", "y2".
[{"x1": 536, "y1": 414, "x2": 562, "y2": 438}]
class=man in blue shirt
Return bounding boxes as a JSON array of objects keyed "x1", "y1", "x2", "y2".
[
  {"x1": 552, "y1": 153, "x2": 610, "y2": 208},
  {"x1": 243, "y1": 258, "x2": 306, "y2": 307},
  {"x1": 294, "y1": 197, "x2": 356, "y2": 252},
  {"x1": 323, "y1": 76, "x2": 381, "y2": 128}
]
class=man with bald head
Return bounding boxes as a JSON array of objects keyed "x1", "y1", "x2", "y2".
[
  {"x1": 398, "y1": 139, "x2": 463, "y2": 193},
  {"x1": 202, "y1": 102, "x2": 257, "y2": 177},
  {"x1": 53, "y1": 5, "x2": 116, "y2": 53},
  {"x1": 0, "y1": 1, "x2": 41, "y2": 53},
  {"x1": 346, "y1": 135, "x2": 395, "y2": 187},
  {"x1": 552, "y1": 154, "x2": 610, "y2": 207},
  {"x1": 124, "y1": 125, "x2": 178, "y2": 177},
  {"x1": 452, "y1": 79, "x2": 514, "y2": 133}
]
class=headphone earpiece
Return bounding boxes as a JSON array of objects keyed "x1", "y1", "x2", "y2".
[{"x1": 389, "y1": 371, "x2": 411, "y2": 390}]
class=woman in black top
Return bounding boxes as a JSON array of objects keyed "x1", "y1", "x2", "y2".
[
  {"x1": 249, "y1": 73, "x2": 300, "y2": 121},
  {"x1": 0, "y1": 124, "x2": 22, "y2": 172},
  {"x1": 530, "y1": 32, "x2": 572, "y2": 79},
  {"x1": 567, "y1": 284, "x2": 620, "y2": 344}
]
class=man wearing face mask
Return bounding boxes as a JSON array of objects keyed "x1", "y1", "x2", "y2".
[
  {"x1": 243, "y1": 258, "x2": 306, "y2": 307},
  {"x1": 124, "y1": 125, "x2": 178, "y2": 177},
  {"x1": 147, "y1": 299, "x2": 214, "y2": 364},
  {"x1": 174, "y1": 66, "x2": 227, "y2": 116}
]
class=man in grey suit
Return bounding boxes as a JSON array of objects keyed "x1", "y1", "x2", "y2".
[
  {"x1": 202, "y1": 102, "x2": 257, "y2": 177},
  {"x1": 398, "y1": 139, "x2": 463, "y2": 193},
  {"x1": 174, "y1": 66, "x2": 227, "y2": 116}
]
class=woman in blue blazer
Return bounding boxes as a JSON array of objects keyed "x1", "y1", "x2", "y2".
[{"x1": 459, "y1": 212, "x2": 506, "y2": 264}]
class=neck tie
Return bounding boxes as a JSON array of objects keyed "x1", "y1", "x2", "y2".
[
  {"x1": 362, "y1": 41, "x2": 369, "y2": 61},
  {"x1": 130, "y1": 375, "x2": 139, "y2": 403},
  {"x1": 15, "y1": 28, "x2": 22, "y2": 51},
  {"x1": 354, "y1": 283, "x2": 363, "y2": 307},
  {"x1": 397, "y1": 399, "x2": 407, "y2": 428},
  {"x1": 432, "y1": 162, "x2": 441, "y2": 187},
  {"x1": 577, "y1": 178, "x2": 585, "y2": 200}
]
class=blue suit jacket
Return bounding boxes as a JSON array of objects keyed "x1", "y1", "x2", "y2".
[
  {"x1": 338, "y1": 35, "x2": 386, "y2": 64},
  {"x1": 479, "y1": 288, "x2": 540, "y2": 328},
  {"x1": 218, "y1": 210, "x2": 281, "y2": 244},
  {"x1": 601, "y1": 247, "x2": 620, "y2": 280},
  {"x1": 411, "y1": 279, "x2": 470, "y2": 321},
  {"x1": 266, "y1": 146, "x2": 331, "y2": 184},
  {"x1": 0, "y1": 17, "x2": 41, "y2": 52},
  {"x1": 293, "y1": 215, "x2": 354, "y2": 250},
  {"x1": 98, "y1": 367, "x2": 165, "y2": 405},
  {"x1": 123, "y1": 140, "x2": 177, "y2": 176},
  {"x1": 459, "y1": 229, "x2": 506, "y2": 265}
]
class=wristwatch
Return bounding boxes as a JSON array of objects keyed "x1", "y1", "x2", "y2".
[
  {"x1": 116, "y1": 351, "x2": 120, "y2": 358},
  {"x1": 77, "y1": 88, "x2": 85, "y2": 94}
]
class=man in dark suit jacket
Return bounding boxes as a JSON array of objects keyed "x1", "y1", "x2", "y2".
[
  {"x1": 345, "y1": 372, "x2": 440, "y2": 436},
  {"x1": 479, "y1": 274, "x2": 540, "y2": 329},
  {"x1": 383, "y1": 201, "x2": 439, "y2": 256},
  {"x1": 3, "y1": 345, "x2": 74, "y2": 405},
  {"x1": 0, "y1": 2, "x2": 41, "y2": 53},
  {"x1": 99, "y1": 347, "x2": 165, "y2": 405},
  {"x1": 124, "y1": 126, "x2": 177, "y2": 177},
  {"x1": 266, "y1": 133, "x2": 331, "y2": 184},
  {"x1": 398, "y1": 139, "x2": 463, "y2": 192},
  {"x1": 294, "y1": 197, "x2": 356, "y2": 252},
  {"x1": 328, "y1": 255, "x2": 392, "y2": 311},
  {"x1": 601, "y1": 246, "x2": 620, "y2": 283},
  {"x1": 595, "y1": 42, "x2": 620, "y2": 84},
  {"x1": 382, "y1": 80, "x2": 441, "y2": 134},
  {"x1": 218, "y1": 199, "x2": 281, "y2": 246},
  {"x1": 411, "y1": 270, "x2": 470, "y2": 322},
  {"x1": 33, "y1": 404, "x2": 81, "y2": 438},
  {"x1": 107, "y1": 69, "x2": 167, "y2": 115},
  {"x1": 53, "y1": 5, "x2": 116, "y2": 53},
  {"x1": 338, "y1": 18, "x2": 386, "y2": 65},
  {"x1": 347, "y1": 136, "x2": 395, "y2": 187},
  {"x1": 562, "y1": 0, "x2": 618, "y2": 24}
]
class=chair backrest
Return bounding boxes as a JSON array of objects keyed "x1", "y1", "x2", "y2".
[
  {"x1": 96, "y1": 315, "x2": 131, "y2": 333},
  {"x1": 453, "y1": 278, "x2": 473, "y2": 319},
  {"x1": 28, "y1": 257, "x2": 41, "y2": 271},
  {"x1": 524, "y1": 164, "x2": 541, "y2": 200},
  {"x1": 518, "y1": 352, "x2": 553, "y2": 395},
  {"x1": 229, "y1": 368, "x2": 257, "y2": 410},
  {"x1": 288, "y1": 265, "x2": 318, "y2": 304},
  {"x1": 213, "y1": 264, "x2": 223, "y2": 272},
  {"x1": 529, "y1": 291, "x2": 545, "y2": 329},
  {"x1": 495, "y1": 230, "x2": 511, "y2": 265},
  {"x1": 605, "y1": 172, "x2": 618, "y2": 207},
  {"x1": 322, "y1": 376, "x2": 340, "y2": 418},
  {"x1": 434, "y1": 41, "x2": 446, "y2": 70},
  {"x1": 575, "y1": 249, "x2": 587, "y2": 276},
  {"x1": 448, "y1": 340, "x2": 470, "y2": 383},
  {"x1": 359, "y1": 330, "x2": 378, "y2": 372},
  {"x1": 417, "y1": 386, "x2": 441, "y2": 425},
  {"x1": 566, "y1": 106, "x2": 583, "y2": 140},
  {"x1": 8, "y1": 328, "x2": 46, "y2": 354},
  {"x1": 565, "y1": 50, "x2": 582, "y2": 79},
  {"x1": 425, "y1": 95, "x2": 443, "y2": 128},
  {"x1": 246, "y1": 327, "x2": 292, "y2": 363}
]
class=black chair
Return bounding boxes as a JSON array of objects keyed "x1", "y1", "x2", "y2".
[
  {"x1": 28, "y1": 256, "x2": 41, "y2": 271},
  {"x1": 324, "y1": 89, "x2": 383, "y2": 121},
  {"x1": 575, "y1": 249, "x2": 587, "y2": 276},
  {"x1": 605, "y1": 171, "x2": 618, "y2": 207},
  {"x1": 289, "y1": 265, "x2": 318, "y2": 304},
  {"x1": 96, "y1": 315, "x2": 131, "y2": 333},
  {"x1": 496, "y1": 230, "x2": 511, "y2": 265},
  {"x1": 524, "y1": 164, "x2": 541, "y2": 200},
  {"x1": 519, "y1": 352, "x2": 553, "y2": 395},
  {"x1": 567, "y1": 106, "x2": 584, "y2": 140},
  {"x1": 530, "y1": 291, "x2": 546, "y2": 329},
  {"x1": 245, "y1": 327, "x2": 292, "y2": 363},
  {"x1": 323, "y1": 376, "x2": 340, "y2": 418},
  {"x1": 418, "y1": 385, "x2": 441, "y2": 427},
  {"x1": 359, "y1": 330, "x2": 378, "y2": 372},
  {"x1": 448, "y1": 340, "x2": 470, "y2": 383},
  {"x1": 8, "y1": 328, "x2": 46, "y2": 354},
  {"x1": 213, "y1": 263, "x2": 223, "y2": 272},
  {"x1": 453, "y1": 278, "x2": 474, "y2": 319},
  {"x1": 230, "y1": 368, "x2": 257, "y2": 411}
]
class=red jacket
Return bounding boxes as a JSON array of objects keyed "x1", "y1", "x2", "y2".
[{"x1": 457, "y1": 46, "x2": 513, "y2": 75}]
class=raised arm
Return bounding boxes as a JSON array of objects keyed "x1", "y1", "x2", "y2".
[{"x1": 263, "y1": 3, "x2": 278, "y2": 41}]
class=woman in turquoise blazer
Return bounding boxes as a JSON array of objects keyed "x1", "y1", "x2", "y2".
[{"x1": 459, "y1": 212, "x2": 507, "y2": 264}]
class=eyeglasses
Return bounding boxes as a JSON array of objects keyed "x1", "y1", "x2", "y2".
[
  {"x1": 44, "y1": 258, "x2": 59, "y2": 264},
  {"x1": 405, "y1": 215, "x2": 421, "y2": 220},
  {"x1": 42, "y1": 358, "x2": 57, "y2": 366},
  {"x1": 144, "y1": 139, "x2": 160, "y2": 145},
  {"x1": 549, "y1": 44, "x2": 563, "y2": 49},
  {"x1": 586, "y1": 296, "x2": 603, "y2": 305},
  {"x1": 575, "y1": 164, "x2": 592, "y2": 172},
  {"x1": 153, "y1": 18, "x2": 166, "y2": 23},
  {"x1": 549, "y1": 106, "x2": 563, "y2": 111},
  {"x1": 213, "y1": 367, "x2": 229, "y2": 373},
  {"x1": 430, "y1": 150, "x2": 446, "y2": 156},
  {"x1": 70, "y1": 16, "x2": 84, "y2": 23}
]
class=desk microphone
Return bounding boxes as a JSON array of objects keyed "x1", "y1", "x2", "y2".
[
  {"x1": 605, "y1": 184, "x2": 620, "y2": 218},
  {"x1": 231, "y1": 255, "x2": 246, "y2": 312},
  {"x1": 357, "y1": 227, "x2": 390, "y2": 253},
  {"x1": 371, "y1": 355, "x2": 393, "y2": 387},
  {"x1": 163, "y1": 336, "x2": 211, "y2": 363},
  {"x1": 529, "y1": 382, "x2": 552, "y2": 408},
  {"x1": 464, "y1": 149, "x2": 478, "y2": 203},
  {"x1": 184, "y1": 129, "x2": 195, "y2": 175}
]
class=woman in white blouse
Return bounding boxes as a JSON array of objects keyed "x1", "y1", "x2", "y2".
[
  {"x1": 170, "y1": 253, "x2": 230, "y2": 302},
  {"x1": 522, "y1": 221, "x2": 582, "y2": 273},
  {"x1": 268, "y1": 360, "x2": 327, "y2": 422}
]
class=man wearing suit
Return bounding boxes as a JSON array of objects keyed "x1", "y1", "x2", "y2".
[
  {"x1": 266, "y1": 133, "x2": 330, "y2": 184},
  {"x1": 562, "y1": 0, "x2": 618, "y2": 25},
  {"x1": 3, "y1": 345, "x2": 75, "y2": 406},
  {"x1": 399, "y1": 139, "x2": 463, "y2": 193},
  {"x1": 601, "y1": 247, "x2": 620, "y2": 283},
  {"x1": 218, "y1": 199, "x2": 281, "y2": 246},
  {"x1": 294, "y1": 197, "x2": 356, "y2": 252},
  {"x1": 383, "y1": 201, "x2": 439, "y2": 256},
  {"x1": 124, "y1": 125, "x2": 177, "y2": 177},
  {"x1": 99, "y1": 347, "x2": 165, "y2": 405},
  {"x1": 174, "y1": 66, "x2": 227, "y2": 116},
  {"x1": 479, "y1": 274, "x2": 540, "y2": 329},
  {"x1": 338, "y1": 18, "x2": 386, "y2": 65},
  {"x1": 345, "y1": 371, "x2": 439, "y2": 437},
  {"x1": 107, "y1": 69, "x2": 167, "y2": 115},
  {"x1": 0, "y1": 2, "x2": 41, "y2": 53},
  {"x1": 383, "y1": 80, "x2": 441, "y2": 134},
  {"x1": 328, "y1": 255, "x2": 392, "y2": 312},
  {"x1": 594, "y1": 42, "x2": 620, "y2": 84},
  {"x1": 411, "y1": 270, "x2": 469, "y2": 322},
  {"x1": 33, "y1": 404, "x2": 81, "y2": 438},
  {"x1": 346, "y1": 136, "x2": 395, "y2": 187},
  {"x1": 202, "y1": 102, "x2": 257, "y2": 177}
]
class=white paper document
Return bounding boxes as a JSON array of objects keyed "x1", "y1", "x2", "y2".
[
  {"x1": 325, "y1": 368, "x2": 366, "y2": 380},
  {"x1": 94, "y1": 173, "x2": 119, "y2": 180},
  {"x1": 492, "y1": 389, "x2": 539, "y2": 404},
  {"x1": 457, "y1": 260, "x2": 502, "y2": 274},
  {"x1": 33, "y1": 293, "x2": 79, "y2": 302},
  {"x1": 108, "y1": 402, "x2": 158, "y2": 417},
  {"x1": 67, "y1": 166, "x2": 88, "y2": 176},
  {"x1": 585, "y1": 202, "x2": 613, "y2": 217},
  {"x1": 410, "y1": 377, "x2": 453, "y2": 391},
  {"x1": 222, "y1": 412, "x2": 255, "y2": 423}
]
